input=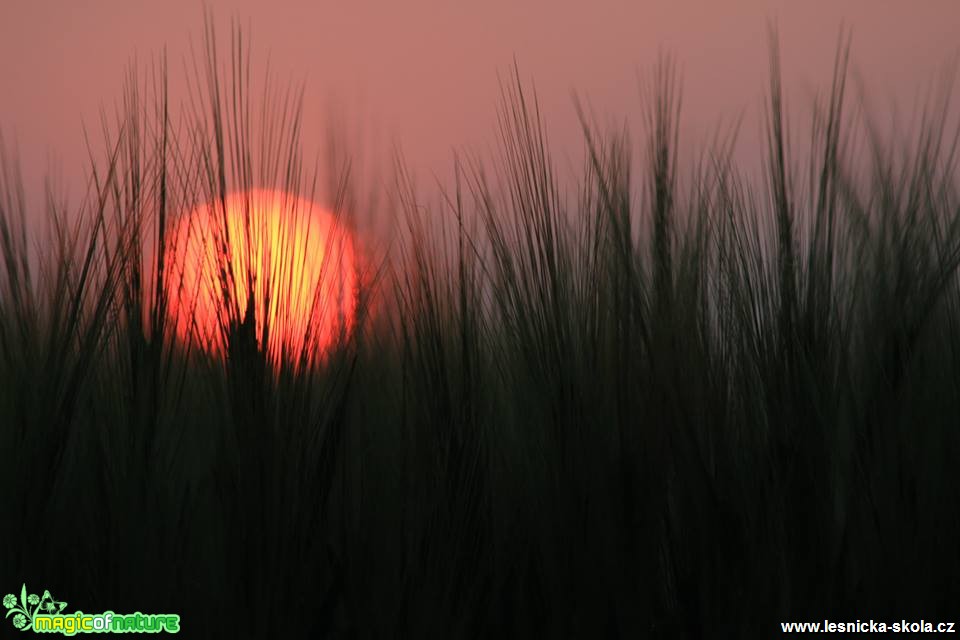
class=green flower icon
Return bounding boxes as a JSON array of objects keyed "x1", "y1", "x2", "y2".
[{"x1": 5, "y1": 585, "x2": 44, "y2": 632}]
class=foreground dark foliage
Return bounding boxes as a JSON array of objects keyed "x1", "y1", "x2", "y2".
[{"x1": 2, "y1": 26, "x2": 959, "y2": 638}]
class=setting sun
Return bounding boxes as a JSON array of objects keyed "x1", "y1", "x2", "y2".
[{"x1": 164, "y1": 189, "x2": 357, "y2": 363}]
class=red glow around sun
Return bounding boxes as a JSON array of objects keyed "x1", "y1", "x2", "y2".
[{"x1": 164, "y1": 189, "x2": 357, "y2": 364}]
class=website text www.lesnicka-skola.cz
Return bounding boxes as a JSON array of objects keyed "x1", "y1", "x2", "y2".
[{"x1": 781, "y1": 620, "x2": 955, "y2": 634}]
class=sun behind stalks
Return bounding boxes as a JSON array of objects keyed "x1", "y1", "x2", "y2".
[{"x1": 165, "y1": 188, "x2": 357, "y2": 367}]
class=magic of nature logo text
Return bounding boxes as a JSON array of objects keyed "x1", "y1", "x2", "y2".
[{"x1": 4, "y1": 584, "x2": 180, "y2": 635}]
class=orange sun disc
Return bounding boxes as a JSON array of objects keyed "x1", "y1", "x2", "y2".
[{"x1": 164, "y1": 188, "x2": 357, "y2": 364}]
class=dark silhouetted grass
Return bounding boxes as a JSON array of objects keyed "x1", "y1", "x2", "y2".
[{"x1": 2, "y1": 24, "x2": 959, "y2": 638}]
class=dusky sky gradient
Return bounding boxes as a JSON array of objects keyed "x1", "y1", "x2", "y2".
[{"x1": 1, "y1": 1, "x2": 958, "y2": 211}]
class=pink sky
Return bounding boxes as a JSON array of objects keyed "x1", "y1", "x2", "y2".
[{"x1": 1, "y1": 1, "x2": 958, "y2": 208}]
